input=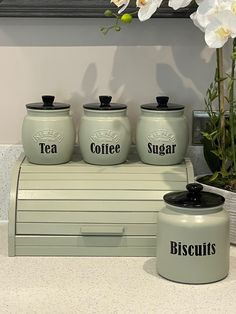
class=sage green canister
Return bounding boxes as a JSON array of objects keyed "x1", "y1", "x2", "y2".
[
  {"x1": 79, "y1": 96, "x2": 131, "y2": 165},
  {"x1": 136, "y1": 96, "x2": 188, "y2": 165},
  {"x1": 22, "y1": 95, "x2": 75, "y2": 164},
  {"x1": 157, "y1": 183, "x2": 229, "y2": 284}
]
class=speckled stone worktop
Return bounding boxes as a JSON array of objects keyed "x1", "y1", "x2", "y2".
[{"x1": 1, "y1": 223, "x2": 236, "y2": 314}]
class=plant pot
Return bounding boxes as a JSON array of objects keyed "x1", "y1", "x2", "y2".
[{"x1": 195, "y1": 175, "x2": 236, "y2": 245}]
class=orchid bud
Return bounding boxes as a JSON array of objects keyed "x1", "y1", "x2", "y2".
[
  {"x1": 121, "y1": 13, "x2": 133, "y2": 23},
  {"x1": 104, "y1": 9, "x2": 113, "y2": 17}
]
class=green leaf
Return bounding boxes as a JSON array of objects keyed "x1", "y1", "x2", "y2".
[
  {"x1": 211, "y1": 150, "x2": 221, "y2": 158},
  {"x1": 209, "y1": 172, "x2": 219, "y2": 182}
]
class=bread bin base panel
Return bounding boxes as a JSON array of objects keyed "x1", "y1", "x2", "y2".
[{"x1": 8, "y1": 150, "x2": 194, "y2": 257}]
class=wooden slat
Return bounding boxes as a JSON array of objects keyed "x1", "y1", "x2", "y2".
[
  {"x1": 16, "y1": 223, "x2": 157, "y2": 236},
  {"x1": 18, "y1": 180, "x2": 186, "y2": 191},
  {"x1": 15, "y1": 235, "x2": 156, "y2": 247},
  {"x1": 18, "y1": 190, "x2": 168, "y2": 200},
  {"x1": 17, "y1": 200, "x2": 164, "y2": 212},
  {"x1": 19, "y1": 172, "x2": 187, "y2": 181},
  {"x1": 17, "y1": 211, "x2": 158, "y2": 223},
  {"x1": 8, "y1": 153, "x2": 25, "y2": 256},
  {"x1": 20, "y1": 160, "x2": 187, "y2": 174},
  {"x1": 15, "y1": 246, "x2": 156, "y2": 257},
  {"x1": 9, "y1": 153, "x2": 193, "y2": 257}
]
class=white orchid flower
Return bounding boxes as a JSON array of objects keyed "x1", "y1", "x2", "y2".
[
  {"x1": 190, "y1": 0, "x2": 232, "y2": 33},
  {"x1": 205, "y1": 10, "x2": 236, "y2": 48},
  {"x1": 111, "y1": 0, "x2": 130, "y2": 14},
  {"x1": 168, "y1": 0, "x2": 193, "y2": 10},
  {"x1": 190, "y1": 11, "x2": 205, "y2": 32},
  {"x1": 230, "y1": 0, "x2": 236, "y2": 13},
  {"x1": 136, "y1": 0, "x2": 163, "y2": 21},
  {"x1": 197, "y1": 0, "x2": 231, "y2": 16}
]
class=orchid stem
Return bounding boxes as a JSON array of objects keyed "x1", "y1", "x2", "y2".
[
  {"x1": 229, "y1": 39, "x2": 236, "y2": 175},
  {"x1": 216, "y1": 47, "x2": 226, "y2": 175}
]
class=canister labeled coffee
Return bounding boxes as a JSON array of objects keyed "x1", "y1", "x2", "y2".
[
  {"x1": 157, "y1": 183, "x2": 229, "y2": 284},
  {"x1": 79, "y1": 96, "x2": 131, "y2": 165},
  {"x1": 22, "y1": 95, "x2": 75, "y2": 164},
  {"x1": 136, "y1": 96, "x2": 188, "y2": 165}
]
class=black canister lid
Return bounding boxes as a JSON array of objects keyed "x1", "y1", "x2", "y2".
[
  {"x1": 141, "y1": 96, "x2": 185, "y2": 111},
  {"x1": 26, "y1": 95, "x2": 70, "y2": 110},
  {"x1": 164, "y1": 183, "x2": 225, "y2": 209},
  {"x1": 83, "y1": 96, "x2": 127, "y2": 111}
]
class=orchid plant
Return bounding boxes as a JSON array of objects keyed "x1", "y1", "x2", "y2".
[{"x1": 103, "y1": 0, "x2": 236, "y2": 191}]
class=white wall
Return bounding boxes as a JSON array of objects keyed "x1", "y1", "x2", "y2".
[
  {"x1": 0, "y1": 17, "x2": 216, "y2": 220},
  {"x1": 0, "y1": 17, "x2": 216, "y2": 144}
]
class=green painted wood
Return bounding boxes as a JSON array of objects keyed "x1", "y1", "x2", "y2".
[
  {"x1": 15, "y1": 246, "x2": 156, "y2": 257},
  {"x1": 19, "y1": 172, "x2": 188, "y2": 181},
  {"x1": 16, "y1": 223, "x2": 157, "y2": 236},
  {"x1": 8, "y1": 153, "x2": 25, "y2": 256},
  {"x1": 18, "y1": 190, "x2": 169, "y2": 200},
  {"x1": 17, "y1": 211, "x2": 158, "y2": 223},
  {"x1": 15, "y1": 235, "x2": 156, "y2": 247},
  {"x1": 80, "y1": 225, "x2": 124, "y2": 235},
  {"x1": 9, "y1": 153, "x2": 193, "y2": 257},
  {"x1": 18, "y1": 180, "x2": 186, "y2": 191},
  {"x1": 21, "y1": 159, "x2": 188, "y2": 174},
  {"x1": 17, "y1": 200, "x2": 164, "y2": 212},
  {"x1": 8, "y1": 237, "x2": 15, "y2": 256}
]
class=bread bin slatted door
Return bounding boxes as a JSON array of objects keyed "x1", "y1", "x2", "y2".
[{"x1": 8, "y1": 153, "x2": 194, "y2": 256}]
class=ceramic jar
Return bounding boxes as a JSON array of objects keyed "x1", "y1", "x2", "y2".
[
  {"x1": 157, "y1": 183, "x2": 230, "y2": 284},
  {"x1": 22, "y1": 95, "x2": 75, "y2": 165},
  {"x1": 79, "y1": 96, "x2": 131, "y2": 165},
  {"x1": 136, "y1": 96, "x2": 188, "y2": 165}
]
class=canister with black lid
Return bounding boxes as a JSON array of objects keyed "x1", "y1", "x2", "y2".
[
  {"x1": 136, "y1": 96, "x2": 188, "y2": 165},
  {"x1": 79, "y1": 95, "x2": 131, "y2": 165},
  {"x1": 22, "y1": 95, "x2": 75, "y2": 164},
  {"x1": 157, "y1": 183, "x2": 230, "y2": 284}
]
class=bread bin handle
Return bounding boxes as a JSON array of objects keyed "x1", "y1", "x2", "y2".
[{"x1": 80, "y1": 225, "x2": 124, "y2": 236}]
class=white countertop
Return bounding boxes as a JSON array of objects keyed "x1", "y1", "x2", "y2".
[{"x1": 1, "y1": 222, "x2": 236, "y2": 314}]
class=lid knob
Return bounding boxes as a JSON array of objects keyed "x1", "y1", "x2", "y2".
[
  {"x1": 156, "y1": 96, "x2": 169, "y2": 108},
  {"x1": 99, "y1": 95, "x2": 112, "y2": 108},
  {"x1": 42, "y1": 95, "x2": 55, "y2": 107},
  {"x1": 186, "y1": 183, "x2": 203, "y2": 202}
]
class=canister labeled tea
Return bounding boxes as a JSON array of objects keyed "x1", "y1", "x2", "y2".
[
  {"x1": 157, "y1": 183, "x2": 229, "y2": 284},
  {"x1": 136, "y1": 96, "x2": 188, "y2": 165},
  {"x1": 79, "y1": 96, "x2": 131, "y2": 165},
  {"x1": 22, "y1": 95, "x2": 75, "y2": 164}
]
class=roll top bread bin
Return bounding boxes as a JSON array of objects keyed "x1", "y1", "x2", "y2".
[
  {"x1": 22, "y1": 95, "x2": 75, "y2": 165},
  {"x1": 79, "y1": 96, "x2": 131, "y2": 165},
  {"x1": 136, "y1": 96, "x2": 188, "y2": 165},
  {"x1": 157, "y1": 183, "x2": 230, "y2": 284}
]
